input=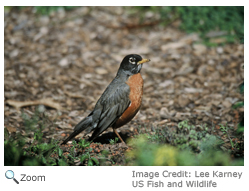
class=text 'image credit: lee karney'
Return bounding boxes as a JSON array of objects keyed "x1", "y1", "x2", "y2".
[{"x1": 132, "y1": 170, "x2": 243, "y2": 188}]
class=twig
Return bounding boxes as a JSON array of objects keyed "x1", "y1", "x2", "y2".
[{"x1": 6, "y1": 98, "x2": 63, "y2": 110}]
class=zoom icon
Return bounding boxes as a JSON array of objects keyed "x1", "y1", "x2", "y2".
[{"x1": 5, "y1": 170, "x2": 19, "y2": 184}]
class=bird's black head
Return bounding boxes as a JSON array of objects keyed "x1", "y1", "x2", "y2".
[{"x1": 118, "y1": 54, "x2": 150, "y2": 75}]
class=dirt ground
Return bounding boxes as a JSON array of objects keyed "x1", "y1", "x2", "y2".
[{"x1": 4, "y1": 7, "x2": 244, "y2": 165}]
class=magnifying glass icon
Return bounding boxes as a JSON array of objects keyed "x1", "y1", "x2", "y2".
[{"x1": 5, "y1": 170, "x2": 19, "y2": 184}]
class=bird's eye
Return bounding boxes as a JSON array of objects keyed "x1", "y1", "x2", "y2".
[{"x1": 129, "y1": 57, "x2": 136, "y2": 64}]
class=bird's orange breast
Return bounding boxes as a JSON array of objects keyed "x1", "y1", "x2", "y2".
[{"x1": 113, "y1": 73, "x2": 143, "y2": 128}]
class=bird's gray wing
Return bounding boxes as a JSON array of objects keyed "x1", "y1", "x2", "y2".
[
  {"x1": 61, "y1": 77, "x2": 130, "y2": 144},
  {"x1": 88, "y1": 82, "x2": 131, "y2": 141}
]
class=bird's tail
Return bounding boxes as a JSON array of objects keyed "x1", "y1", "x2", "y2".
[{"x1": 61, "y1": 115, "x2": 93, "y2": 145}]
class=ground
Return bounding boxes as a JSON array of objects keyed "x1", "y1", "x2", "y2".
[{"x1": 4, "y1": 7, "x2": 244, "y2": 165}]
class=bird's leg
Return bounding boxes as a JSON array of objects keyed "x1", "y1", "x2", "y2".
[{"x1": 113, "y1": 128, "x2": 125, "y2": 144}]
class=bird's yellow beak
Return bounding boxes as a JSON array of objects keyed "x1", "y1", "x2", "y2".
[{"x1": 138, "y1": 58, "x2": 150, "y2": 65}]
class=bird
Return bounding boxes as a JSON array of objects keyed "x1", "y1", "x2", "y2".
[{"x1": 61, "y1": 54, "x2": 150, "y2": 145}]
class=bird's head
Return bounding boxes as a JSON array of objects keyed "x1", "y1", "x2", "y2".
[{"x1": 118, "y1": 54, "x2": 150, "y2": 75}]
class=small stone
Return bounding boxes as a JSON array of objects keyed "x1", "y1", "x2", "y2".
[
  {"x1": 38, "y1": 105, "x2": 46, "y2": 113},
  {"x1": 216, "y1": 47, "x2": 224, "y2": 54},
  {"x1": 9, "y1": 49, "x2": 19, "y2": 58},
  {"x1": 33, "y1": 81, "x2": 39, "y2": 87},
  {"x1": 19, "y1": 73, "x2": 26, "y2": 78},
  {"x1": 208, "y1": 59, "x2": 215, "y2": 65},
  {"x1": 59, "y1": 58, "x2": 69, "y2": 67},
  {"x1": 168, "y1": 100, "x2": 174, "y2": 105}
]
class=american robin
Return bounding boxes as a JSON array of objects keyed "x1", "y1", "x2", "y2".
[{"x1": 61, "y1": 54, "x2": 150, "y2": 145}]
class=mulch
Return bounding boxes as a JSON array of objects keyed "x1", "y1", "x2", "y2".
[{"x1": 4, "y1": 7, "x2": 244, "y2": 165}]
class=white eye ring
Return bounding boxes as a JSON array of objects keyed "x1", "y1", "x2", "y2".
[{"x1": 129, "y1": 57, "x2": 136, "y2": 64}]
